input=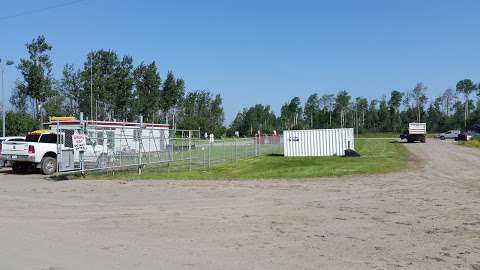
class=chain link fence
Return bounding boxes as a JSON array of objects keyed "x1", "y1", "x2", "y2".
[
  {"x1": 159, "y1": 135, "x2": 283, "y2": 174},
  {"x1": 54, "y1": 121, "x2": 283, "y2": 176}
]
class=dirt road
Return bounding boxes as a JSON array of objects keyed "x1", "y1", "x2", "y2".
[{"x1": 0, "y1": 140, "x2": 479, "y2": 269}]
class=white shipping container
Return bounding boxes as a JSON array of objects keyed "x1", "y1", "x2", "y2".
[{"x1": 283, "y1": 128, "x2": 354, "y2": 157}]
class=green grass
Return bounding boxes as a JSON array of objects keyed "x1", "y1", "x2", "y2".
[
  {"x1": 357, "y1": 132, "x2": 399, "y2": 138},
  {"x1": 458, "y1": 139, "x2": 480, "y2": 148},
  {"x1": 357, "y1": 132, "x2": 437, "y2": 139},
  {"x1": 87, "y1": 138, "x2": 409, "y2": 180},
  {"x1": 90, "y1": 138, "x2": 282, "y2": 170}
]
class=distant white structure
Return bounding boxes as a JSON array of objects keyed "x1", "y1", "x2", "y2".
[{"x1": 283, "y1": 128, "x2": 354, "y2": 157}]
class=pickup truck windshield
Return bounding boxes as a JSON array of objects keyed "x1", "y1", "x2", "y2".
[{"x1": 25, "y1": 134, "x2": 41, "y2": 142}]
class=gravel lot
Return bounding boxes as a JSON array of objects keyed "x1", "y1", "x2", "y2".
[{"x1": 0, "y1": 140, "x2": 479, "y2": 269}]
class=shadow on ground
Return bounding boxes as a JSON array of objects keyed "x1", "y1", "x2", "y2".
[{"x1": 266, "y1": 153, "x2": 283, "y2": 157}]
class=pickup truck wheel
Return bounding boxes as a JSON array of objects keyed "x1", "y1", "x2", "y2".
[
  {"x1": 439, "y1": 136, "x2": 445, "y2": 140},
  {"x1": 41, "y1": 156, "x2": 57, "y2": 175}
]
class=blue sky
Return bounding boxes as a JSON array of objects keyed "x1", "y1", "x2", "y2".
[{"x1": 1, "y1": 0, "x2": 480, "y2": 123}]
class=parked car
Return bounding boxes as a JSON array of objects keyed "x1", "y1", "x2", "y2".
[
  {"x1": 0, "y1": 136, "x2": 26, "y2": 167},
  {"x1": 438, "y1": 130, "x2": 460, "y2": 140},
  {"x1": 455, "y1": 131, "x2": 479, "y2": 141}
]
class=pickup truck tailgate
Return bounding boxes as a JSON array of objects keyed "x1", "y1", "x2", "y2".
[{"x1": 1, "y1": 142, "x2": 29, "y2": 155}]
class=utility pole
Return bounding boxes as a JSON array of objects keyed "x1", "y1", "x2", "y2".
[
  {"x1": 90, "y1": 53, "x2": 93, "y2": 121},
  {"x1": 0, "y1": 59, "x2": 14, "y2": 137}
]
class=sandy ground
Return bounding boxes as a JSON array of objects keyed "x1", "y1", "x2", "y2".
[{"x1": 0, "y1": 140, "x2": 479, "y2": 270}]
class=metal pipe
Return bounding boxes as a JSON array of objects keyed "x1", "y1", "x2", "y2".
[
  {"x1": 90, "y1": 54, "x2": 93, "y2": 120},
  {"x1": 1, "y1": 59, "x2": 14, "y2": 137},
  {"x1": 1, "y1": 66, "x2": 4, "y2": 137}
]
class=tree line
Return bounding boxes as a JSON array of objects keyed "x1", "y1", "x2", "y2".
[
  {"x1": 5, "y1": 36, "x2": 480, "y2": 138},
  {"x1": 4, "y1": 36, "x2": 226, "y2": 137},
  {"x1": 228, "y1": 81, "x2": 480, "y2": 137}
]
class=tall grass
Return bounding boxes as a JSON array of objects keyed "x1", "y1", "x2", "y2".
[{"x1": 458, "y1": 139, "x2": 480, "y2": 148}]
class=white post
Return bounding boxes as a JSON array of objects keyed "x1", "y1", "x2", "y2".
[
  {"x1": 0, "y1": 60, "x2": 14, "y2": 137},
  {"x1": 79, "y1": 112, "x2": 85, "y2": 176},
  {"x1": 138, "y1": 115, "x2": 143, "y2": 175},
  {"x1": 1, "y1": 65, "x2": 4, "y2": 137},
  {"x1": 56, "y1": 121, "x2": 60, "y2": 178}
]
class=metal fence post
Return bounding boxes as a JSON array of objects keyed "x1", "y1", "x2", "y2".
[
  {"x1": 234, "y1": 138, "x2": 237, "y2": 161},
  {"x1": 181, "y1": 132, "x2": 184, "y2": 163},
  {"x1": 243, "y1": 138, "x2": 246, "y2": 158},
  {"x1": 118, "y1": 128, "x2": 122, "y2": 171},
  {"x1": 148, "y1": 130, "x2": 151, "y2": 164},
  {"x1": 56, "y1": 121, "x2": 60, "y2": 178},
  {"x1": 253, "y1": 138, "x2": 255, "y2": 157},
  {"x1": 188, "y1": 136, "x2": 192, "y2": 171},
  {"x1": 223, "y1": 138, "x2": 226, "y2": 163},
  {"x1": 208, "y1": 142, "x2": 211, "y2": 168},
  {"x1": 167, "y1": 129, "x2": 171, "y2": 174},
  {"x1": 244, "y1": 138, "x2": 247, "y2": 159},
  {"x1": 138, "y1": 115, "x2": 143, "y2": 175},
  {"x1": 257, "y1": 136, "x2": 262, "y2": 156},
  {"x1": 79, "y1": 112, "x2": 85, "y2": 177}
]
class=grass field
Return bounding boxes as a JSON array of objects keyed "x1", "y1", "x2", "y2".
[
  {"x1": 357, "y1": 132, "x2": 399, "y2": 138},
  {"x1": 458, "y1": 139, "x2": 480, "y2": 148},
  {"x1": 88, "y1": 138, "x2": 409, "y2": 180},
  {"x1": 357, "y1": 132, "x2": 438, "y2": 139},
  {"x1": 79, "y1": 138, "x2": 282, "y2": 172}
]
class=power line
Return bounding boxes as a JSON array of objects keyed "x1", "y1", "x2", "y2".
[{"x1": 0, "y1": 0, "x2": 86, "y2": 21}]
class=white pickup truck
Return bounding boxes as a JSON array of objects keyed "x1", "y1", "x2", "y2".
[
  {"x1": 0, "y1": 132, "x2": 59, "y2": 174},
  {"x1": 0, "y1": 137, "x2": 26, "y2": 167},
  {"x1": 0, "y1": 132, "x2": 106, "y2": 175}
]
